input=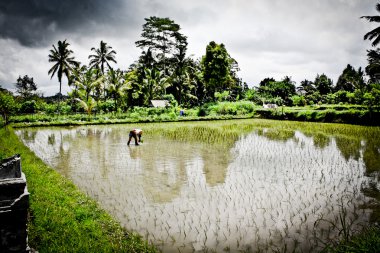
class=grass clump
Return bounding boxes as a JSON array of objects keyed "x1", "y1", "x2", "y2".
[
  {"x1": 0, "y1": 127, "x2": 157, "y2": 253},
  {"x1": 324, "y1": 224, "x2": 380, "y2": 253}
]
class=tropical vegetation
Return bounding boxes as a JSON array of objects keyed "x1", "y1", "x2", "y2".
[
  {"x1": 1, "y1": 3, "x2": 380, "y2": 252},
  {"x1": 0, "y1": 8, "x2": 379, "y2": 126}
]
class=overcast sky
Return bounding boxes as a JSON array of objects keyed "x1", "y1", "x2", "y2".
[{"x1": 0, "y1": 0, "x2": 377, "y2": 96}]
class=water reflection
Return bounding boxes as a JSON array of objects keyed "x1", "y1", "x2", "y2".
[
  {"x1": 312, "y1": 133, "x2": 330, "y2": 149},
  {"x1": 16, "y1": 122, "x2": 380, "y2": 253},
  {"x1": 257, "y1": 128, "x2": 295, "y2": 142},
  {"x1": 363, "y1": 142, "x2": 380, "y2": 176},
  {"x1": 335, "y1": 136, "x2": 362, "y2": 161}
]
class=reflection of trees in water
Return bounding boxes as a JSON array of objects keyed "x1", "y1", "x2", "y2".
[
  {"x1": 19, "y1": 124, "x2": 380, "y2": 223},
  {"x1": 335, "y1": 136, "x2": 362, "y2": 161},
  {"x1": 22, "y1": 130, "x2": 37, "y2": 142},
  {"x1": 51, "y1": 127, "x2": 117, "y2": 179},
  {"x1": 255, "y1": 126, "x2": 380, "y2": 225},
  {"x1": 200, "y1": 145, "x2": 230, "y2": 187},
  {"x1": 138, "y1": 139, "x2": 189, "y2": 203},
  {"x1": 48, "y1": 133, "x2": 55, "y2": 145},
  {"x1": 361, "y1": 182, "x2": 380, "y2": 222},
  {"x1": 257, "y1": 128, "x2": 295, "y2": 142},
  {"x1": 312, "y1": 133, "x2": 330, "y2": 149},
  {"x1": 363, "y1": 142, "x2": 380, "y2": 176},
  {"x1": 137, "y1": 139, "x2": 232, "y2": 202},
  {"x1": 314, "y1": 132, "x2": 380, "y2": 224}
]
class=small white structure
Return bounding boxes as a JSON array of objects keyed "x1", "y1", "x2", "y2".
[
  {"x1": 263, "y1": 103, "x2": 278, "y2": 109},
  {"x1": 151, "y1": 100, "x2": 169, "y2": 108}
]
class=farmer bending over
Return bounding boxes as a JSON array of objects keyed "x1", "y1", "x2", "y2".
[{"x1": 128, "y1": 129, "x2": 143, "y2": 145}]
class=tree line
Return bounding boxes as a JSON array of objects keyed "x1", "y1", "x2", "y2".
[
  {"x1": 1, "y1": 3, "x2": 380, "y2": 120},
  {"x1": 44, "y1": 16, "x2": 244, "y2": 113}
]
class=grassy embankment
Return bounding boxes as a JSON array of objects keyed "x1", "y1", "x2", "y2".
[
  {"x1": 5, "y1": 103, "x2": 380, "y2": 128},
  {"x1": 256, "y1": 104, "x2": 380, "y2": 126},
  {"x1": 324, "y1": 225, "x2": 380, "y2": 252},
  {"x1": 0, "y1": 126, "x2": 157, "y2": 253}
]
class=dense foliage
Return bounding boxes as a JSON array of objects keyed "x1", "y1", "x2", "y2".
[
  {"x1": 0, "y1": 6, "x2": 379, "y2": 119},
  {"x1": 0, "y1": 4, "x2": 380, "y2": 251}
]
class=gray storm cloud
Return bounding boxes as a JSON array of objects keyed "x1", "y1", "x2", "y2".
[{"x1": 0, "y1": 0, "x2": 138, "y2": 47}]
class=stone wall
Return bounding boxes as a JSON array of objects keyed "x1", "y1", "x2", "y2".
[{"x1": 0, "y1": 155, "x2": 30, "y2": 253}]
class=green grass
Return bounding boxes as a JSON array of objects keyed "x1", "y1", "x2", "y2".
[
  {"x1": 138, "y1": 118, "x2": 380, "y2": 144},
  {"x1": 9, "y1": 113, "x2": 254, "y2": 128},
  {"x1": 7, "y1": 103, "x2": 380, "y2": 128},
  {"x1": 255, "y1": 106, "x2": 380, "y2": 126},
  {"x1": 0, "y1": 126, "x2": 157, "y2": 253},
  {"x1": 323, "y1": 225, "x2": 380, "y2": 253}
]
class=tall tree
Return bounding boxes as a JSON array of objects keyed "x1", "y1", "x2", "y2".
[
  {"x1": 72, "y1": 66, "x2": 104, "y2": 102},
  {"x1": 15, "y1": 75, "x2": 37, "y2": 99},
  {"x1": 89, "y1": 40, "x2": 117, "y2": 75},
  {"x1": 48, "y1": 40, "x2": 79, "y2": 96},
  {"x1": 336, "y1": 64, "x2": 365, "y2": 92},
  {"x1": 106, "y1": 69, "x2": 126, "y2": 111},
  {"x1": 0, "y1": 90, "x2": 16, "y2": 125},
  {"x1": 71, "y1": 66, "x2": 104, "y2": 115},
  {"x1": 314, "y1": 74, "x2": 333, "y2": 95},
  {"x1": 228, "y1": 57, "x2": 244, "y2": 100},
  {"x1": 361, "y1": 3, "x2": 380, "y2": 47},
  {"x1": 142, "y1": 68, "x2": 169, "y2": 104},
  {"x1": 257, "y1": 76, "x2": 296, "y2": 105},
  {"x1": 168, "y1": 44, "x2": 190, "y2": 104},
  {"x1": 181, "y1": 59, "x2": 205, "y2": 106},
  {"x1": 366, "y1": 49, "x2": 380, "y2": 82},
  {"x1": 135, "y1": 16, "x2": 187, "y2": 75},
  {"x1": 259, "y1": 77, "x2": 276, "y2": 87},
  {"x1": 297, "y1": 79, "x2": 315, "y2": 95},
  {"x1": 125, "y1": 68, "x2": 144, "y2": 107},
  {"x1": 201, "y1": 41, "x2": 235, "y2": 100}
]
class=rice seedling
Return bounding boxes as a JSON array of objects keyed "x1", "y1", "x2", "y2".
[{"x1": 14, "y1": 119, "x2": 380, "y2": 252}]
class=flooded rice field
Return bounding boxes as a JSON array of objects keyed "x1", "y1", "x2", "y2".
[{"x1": 17, "y1": 120, "x2": 380, "y2": 252}]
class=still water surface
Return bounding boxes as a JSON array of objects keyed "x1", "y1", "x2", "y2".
[{"x1": 17, "y1": 121, "x2": 380, "y2": 252}]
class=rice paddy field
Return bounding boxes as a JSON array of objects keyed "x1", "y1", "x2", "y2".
[{"x1": 16, "y1": 119, "x2": 380, "y2": 252}]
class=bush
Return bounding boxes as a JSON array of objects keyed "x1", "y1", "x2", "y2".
[
  {"x1": 324, "y1": 93, "x2": 337, "y2": 104},
  {"x1": 205, "y1": 101, "x2": 255, "y2": 116},
  {"x1": 162, "y1": 94, "x2": 178, "y2": 107},
  {"x1": 291, "y1": 95, "x2": 306, "y2": 106},
  {"x1": 198, "y1": 107, "x2": 206, "y2": 117},
  {"x1": 335, "y1": 90, "x2": 349, "y2": 104},
  {"x1": 42, "y1": 103, "x2": 58, "y2": 114},
  {"x1": 19, "y1": 100, "x2": 37, "y2": 113},
  {"x1": 98, "y1": 100, "x2": 114, "y2": 113}
]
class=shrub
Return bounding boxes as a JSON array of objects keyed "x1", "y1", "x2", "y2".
[
  {"x1": 335, "y1": 90, "x2": 349, "y2": 104},
  {"x1": 291, "y1": 95, "x2": 306, "y2": 106},
  {"x1": 43, "y1": 103, "x2": 58, "y2": 114},
  {"x1": 98, "y1": 100, "x2": 114, "y2": 113},
  {"x1": 162, "y1": 94, "x2": 178, "y2": 107},
  {"x1": 198, "y1": 107, "x2": 206, "y2": 117},
  {"x1": 19, "y1": 100, "x2": 37, "y2": 113},
  {"x1": 60, "y1": 104, "x2": 72, "y2": 115}
]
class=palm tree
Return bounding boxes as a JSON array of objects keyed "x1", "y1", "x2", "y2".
[
  {"x1": 297, "y1": 79, "x2": 315, "y2": 95},
  {"x1": 72, "y1": 67, "x2": 104, "y2": 116},
  {"x1": 362, "y1": 3, "x2": 380, "y2": 47},
  {"x1": 366, "y1": 49, "x2": 380, "y2": 82},
  {"x1": 48, "y1": 40, "x2": 79, "y2": 96},
  {"x1": 106, "y1": 69, "x2": 125, "y2": 112},
  {"x1": 88, "y1": 40, "x2": 117, "y2": 75},
  {"x1": 143, "y1": 68, "x2": 169, "y2": 105}
]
